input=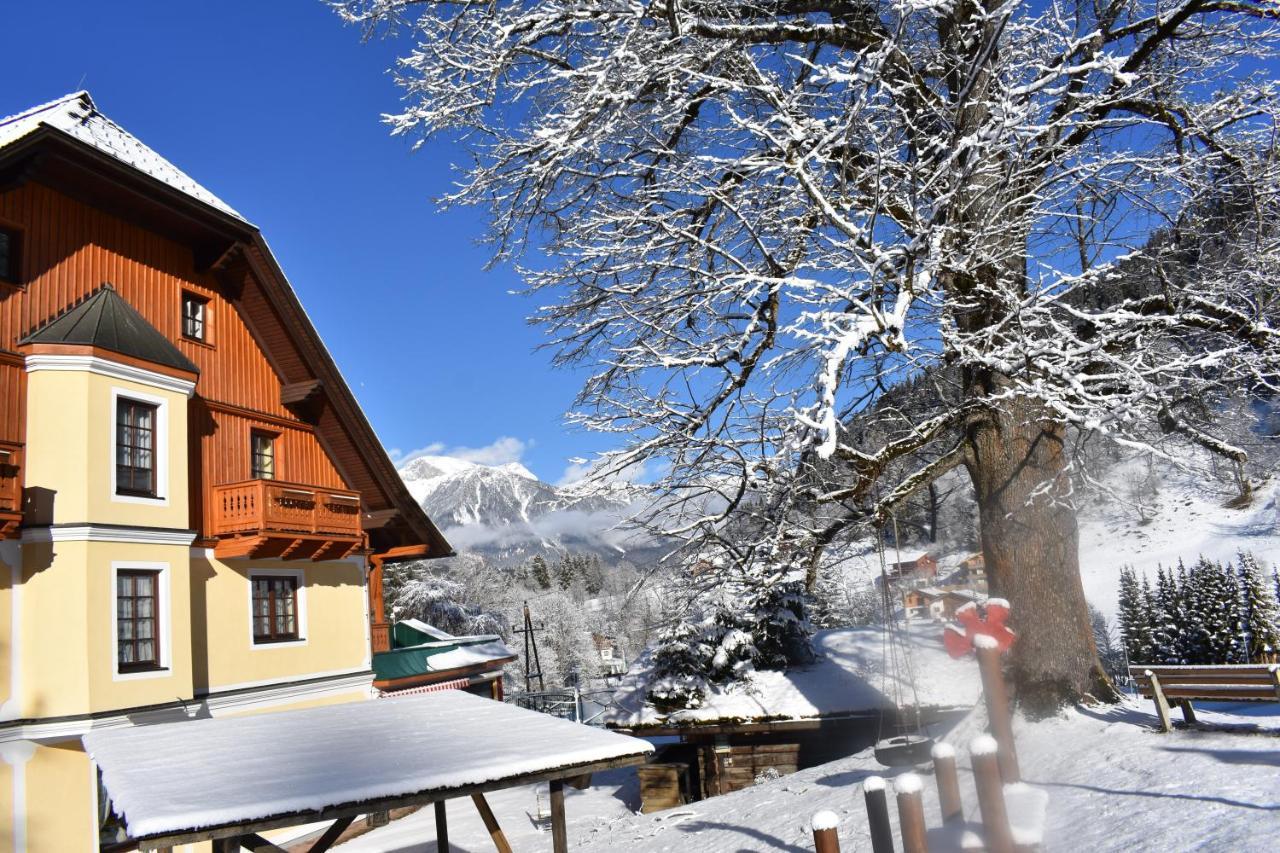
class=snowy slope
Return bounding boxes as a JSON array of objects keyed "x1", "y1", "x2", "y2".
[
  {"x1": 825, "y1": 471, "x2": 1280, "y2": 626},
  {"x1": 1077, "y1": 475, "x2": 1280, "y2": 623}
]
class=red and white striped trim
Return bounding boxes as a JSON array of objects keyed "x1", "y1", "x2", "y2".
[{"x1": 378, "y1": 677, "x2": 471, "y2": 698}]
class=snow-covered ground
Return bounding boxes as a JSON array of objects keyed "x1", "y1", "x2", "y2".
[
  {"x1": 607, "y1": 625, "x2": 980, "y2": 729},
  {"x1": 341, "y1": 697, "x2": 1280, "y2": 851},
  {"x1": 580, "y1": 698, "x2": 1280, "y2": 852}
]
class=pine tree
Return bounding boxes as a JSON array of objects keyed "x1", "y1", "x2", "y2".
[
  {"x1": 646, "y1": 546, "x2": 815, "y2": 711},
  {"x1": 1238, "y1": 551, "x2": 1280, "y2": 663},
  {"x1": 1180, "y1": 559, "x2": 1209, "y2": 664},
  {"x1": 555, "y1": 554, "x2": 578, "y2": 591},
  {"x1": 1218, "y1": 557, "x2": 1244, "y2": 663},
  {"x1": 582, "y1": 555, "x2": 605, "y2": 596},
  {"x1": 1138, "y1": 574, "x2": 1157, "y2": 663},
  {"x1": 1117, "y1": 566, "x2": 1152, "y2": 663},
  {"x1": 1151, "y1": 565, "x2": 1183, "y2": 664},
  {"x1": 530, "y1": 555, "x2": 552, "y2": 591}
]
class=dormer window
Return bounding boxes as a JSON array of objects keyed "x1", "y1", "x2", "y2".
[
  {"x1": 182, "y1": 292, "x2": 208, "y2": 341},
  {"x1": 0, "y1": 226, "x2": 19, "y2": 284}
]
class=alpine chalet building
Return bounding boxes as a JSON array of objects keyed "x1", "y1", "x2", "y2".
[{"x1": 0, "y1": 92, "x2": 451, "y2": 851}]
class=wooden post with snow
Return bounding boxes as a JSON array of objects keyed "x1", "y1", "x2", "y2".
[
  {"x1": 811, "y1": 810, "x2": 841, "y2": 853},
  {"x1": 862, "y1": 776, "x2": 894, "y2": 853},
  {"x1": 931, "y1": 742, "x2": 963, "y2": 824},
  {"x1": 895, "y1": 773, "x2": 929, "y2": 853},
  {"x1": 975, "y1": 631, "x2": 1020, "y2": 782},
  {"x1": 970, "y1": 735, "x2": 1015, "y2": 853},
  {"x1": 943, "y1": 598, "x2": 1019, "y2": 783}
]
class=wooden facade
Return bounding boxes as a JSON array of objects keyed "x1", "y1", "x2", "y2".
[{"x1": 0, "y1": 138, "x2": 448, "y2": 561}]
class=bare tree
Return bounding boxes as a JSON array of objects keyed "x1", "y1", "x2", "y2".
[{"x1": 332, "y1": 0, "x2": 1280, "y2": 710}]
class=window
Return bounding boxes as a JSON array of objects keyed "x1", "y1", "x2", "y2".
[
  {"x1": 116, "y1": 398, "x2": 158, "y2": 496},
  {"x1": 116, "y1": 570, "x2": 160, "y2": 671},
  {"x1": 0, "y1": 226, "x2": 18, "y2": 283},
  {"x1": 182, "y1": 292, "x2": 208, "y2": 341},
  {"x1": 251, "y1": 430, "x2": 276, "y2": 480},
  {"x1": 252, "y1": 575, "x2": 299, "y2": 643}
]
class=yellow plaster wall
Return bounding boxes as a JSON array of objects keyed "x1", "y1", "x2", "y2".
[
  {"x1": 0, "y1": 758, "x2": 13, "y2": 853},
  {"x1": 24, "y1": 741, "x2": 96, "y2": 853},
  {"x1": 18, "y1": 540, "x2": 88, "y2": 719},
  {"x1": 22, "y1": 369, "x2": 92, "y2": 523},
  {"x1": 19, "y1": 540, "x2": 193, "y2": 718},
  {"x1": 0, "y1": 545, "x2": 15, "y2": 711},
  {"x1": 25, "y1": 366, "x2": 190, "y2": 530},
  {"x1": 192, "y1": 553, "x2": 369, "y2": 693}
]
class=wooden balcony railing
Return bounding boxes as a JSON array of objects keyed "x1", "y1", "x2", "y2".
[
  {"x1": 0, "y1": 440, "x2": 21, "y2": 539},
  {"x1": 211, "y1": 478, "x2": 362, "y2": 542}
]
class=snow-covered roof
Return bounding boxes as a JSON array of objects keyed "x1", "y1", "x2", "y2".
[
  {"x1": 84, "y1": 690, "x2": 653, "y2": 841},
  {"x1": 421, "y1": 639, "x2": 516, "y2": 671},
  {"x1": 0, "y1": 91, "x2": 246, "y2": 221},
  {"x1": 605, "y1": 625, "x2": 980, "y2": 730},
  {"x1": 399, "y1": 618, "x2": 456, "y2": 641}
]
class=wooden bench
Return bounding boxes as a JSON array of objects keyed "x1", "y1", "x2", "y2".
[{"x1": 1129, "y1": 664, "x2": 1280, "y2": 732}]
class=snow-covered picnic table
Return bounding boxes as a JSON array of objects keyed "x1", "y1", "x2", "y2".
[{"x1": 84, "y1": 689, "x2": 653, "y2": 851}]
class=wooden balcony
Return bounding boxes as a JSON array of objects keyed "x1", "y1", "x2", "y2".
[
  {"x1": 210, "y1": 478, "x2": 364, "y2": 561},
  {"x1": 0, "y1": 440, "x2": 20, "y2": 539}
]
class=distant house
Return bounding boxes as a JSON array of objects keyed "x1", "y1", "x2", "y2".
[
  {"x1": 874, "y1": 552, "x2": 940, "y2": 591},
  {"x1": 891, "y1": 552, "x2": 939, "y2": 577},
  {"x1": 373, "y1": 619, "x2": 517, "y2": 699},
  {"x1": 902, "y1": 586, "x2": 948, "y2": 620},
  {"x1": 957, "y1": 553, "x2": 988, "y2": 589},
  {"x1": 593, "y1": 632, "x2": 627, "y2": 675}
]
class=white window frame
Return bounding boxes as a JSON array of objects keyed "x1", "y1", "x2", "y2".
[
  {"x1": 182, "y1": 292, "x2": 208, "y2": 342},
  {"x1": 111, "y1": 561, "x2": 172, "y2": 681},
  {"x1": 247, "y1": 568, "x2": 308, "y2": 649},
  {"x1": 110, "y1": 387, "x2": 170, "y2": 507}
]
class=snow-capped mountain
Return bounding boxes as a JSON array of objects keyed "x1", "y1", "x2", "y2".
[{"x1": 398, "y1": 455, "x2": 653, "y2": 564}]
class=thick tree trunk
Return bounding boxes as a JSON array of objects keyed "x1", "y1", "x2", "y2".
[{"x1": 965, "y1": 400, "x2": 1115, "y2": 713}]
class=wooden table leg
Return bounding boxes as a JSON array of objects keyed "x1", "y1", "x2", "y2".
[
  {"x1": 471, "y1": 793, "x2": 514, "y2": 853},
  {"x1": 435, "y1": 800, "x2": 449, "y2": 852},
  {"x1": 550, "y1": 779, "x2": 567, "y2": 853}
]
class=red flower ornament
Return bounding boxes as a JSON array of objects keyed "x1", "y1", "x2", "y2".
[{"x1": 943, "y1": 598, "x2": 1016, "y2": 658}]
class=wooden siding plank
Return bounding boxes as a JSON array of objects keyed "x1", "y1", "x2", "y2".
[{"x1": 0, "y1": 183, "x2": 346, "y2": 539}]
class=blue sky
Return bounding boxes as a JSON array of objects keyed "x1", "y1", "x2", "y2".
[{"x1": 1, "y1": 0, "x2": 603, "y2": 483}]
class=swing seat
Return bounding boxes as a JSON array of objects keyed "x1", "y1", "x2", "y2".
[{"x1": 874, "y1": 734, "x2": 935, "y2": 767}]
